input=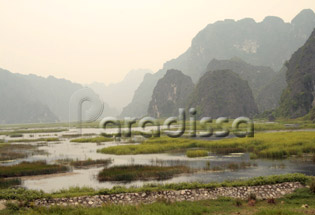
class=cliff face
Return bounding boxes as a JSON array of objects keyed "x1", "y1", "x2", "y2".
[
  {"x1": 148, "y1": 70, "x2": 194, "y2": 118},
  {"x1": 189, "y1": 70, "x2": 258, "y2": 118},
  {"x1": 278, "y1": 28, "x2": 315, "y2": 118}
]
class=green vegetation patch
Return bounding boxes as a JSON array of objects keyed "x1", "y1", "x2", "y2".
[
  {"x1": 9, "y1": 138, "x2": 59, "y2": 143},
  {"x1": 0, "y1": 129, "x2": 67, "y2": 136},
  {"x1": 186, "y1": 149, "x2": 208, "y2": 158},
  {"x1": 0, "y1": 144, "x2": 45, "y2": 161},
  {"x1": 71, "y1": 136, "x2": 113, "y2": 143},
  {"x1": 98, "y1": 165, "x2": 191, "y2": 182},
  {"x1": 0, "y1": 178, "x2": 21, "y2": 189},
  {"x1": 99, "y1": 131, "x2": 315, "y2": 159},
  {"x1": 0, "y1": 161, "x2": 68, "y2": 178},
  {"x1": 70, "y1": 159, "x2": 112, "y2": 168}
]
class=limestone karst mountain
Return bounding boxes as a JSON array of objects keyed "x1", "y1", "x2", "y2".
[
  {"x1": 189, "y1": 70, "x2": 259, "y2": 118},
  {"x1": 148, "y1": 70, "x2": 194, "y2": 118},
  {"x1": 277, "y1": 28, "x2": 315, "y2": 118},
  {"x1": 121, "y1": 9, "x2": 315, "y2": 117}
]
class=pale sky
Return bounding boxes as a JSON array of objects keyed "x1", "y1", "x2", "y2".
[{"x1": 0, "y1": 0, "x2": 314, "y2": 85}]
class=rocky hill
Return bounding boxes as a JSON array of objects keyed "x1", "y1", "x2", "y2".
[
  {"x1": 205, "y1": 58, "x2": 275, "y2": 97},
  {"x1": 277, "y1": 28, "x2": 315, "y2": 118},
  {"x1": 189, "y1": 70, "x2": 258, "y2": 118},
  {"x1": 148, "y1": 70, "x2": 194, "y2": 118}
]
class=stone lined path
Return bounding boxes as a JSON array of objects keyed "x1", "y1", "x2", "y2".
[{"x1": 34, "y1": 182, "x2": 303, "y2": 207}]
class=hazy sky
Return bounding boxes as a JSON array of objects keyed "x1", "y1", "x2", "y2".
[{"x1": 0, "y1": 1, "x2": 314, "y2": 85}]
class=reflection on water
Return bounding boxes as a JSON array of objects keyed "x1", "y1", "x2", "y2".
[{"x1": 1, "y1": 128, "x2": 315, "y2": 192}]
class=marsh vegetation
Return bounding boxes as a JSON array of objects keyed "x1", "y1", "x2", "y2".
[
  {"x1": 98, "y1": 165, "x2": 191, "y2": 182},
  {"x1": 99, "y1": 131, "x2": 315, "y2": 159},
  {"x1": 0, "y1": 161, "x2": 68, "y2": 178}
]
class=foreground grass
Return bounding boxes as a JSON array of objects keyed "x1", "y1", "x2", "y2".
[
  {"x1": 70, "y1": 136, "x2": 113, "y2": 143},
  {"x1": 2, "y1": 188, "x2": 315, "y2": 215},
  {"x1": 99, "y1": 131, "x2": 315, "y2": 159},
  {"x1": 0, "y1": 161, "x2": 68, "y2": 178},
  {"x1": 98, "y1": 165, "x2": 191, "y2": 182}
]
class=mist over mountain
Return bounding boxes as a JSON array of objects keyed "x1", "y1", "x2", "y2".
[
  {"x1": 0, "y1": 69, "x2": 116, "y2": 124},
  {"x1": 120, "y1": 72, "x2": 165, "y2": 118},
  {"x1": 148, "y1": 70, "x2": 194, "y2": 118},
  {"x1": 189, "y1": 70, "x2": 258, "y2": 118},
  {"x1": 121, "y1": 9, "x2": 315, "y2": 118},
  {"x1": 277, "y1": 28, "x2": 315, "y2": 118},
  {"x1": 0, "y1": 68, "x2": 58, "y2": 124},
  {"x1": 89, "y1": 69, "x2": 151, "y2": 114}
]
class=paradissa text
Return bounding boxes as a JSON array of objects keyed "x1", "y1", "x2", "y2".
[{"x1": 99, "y1": 108, "x2": 254, "y2": 139}]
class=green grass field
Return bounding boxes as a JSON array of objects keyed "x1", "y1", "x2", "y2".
[{"x1": 99, "y1": 131, "x2": 315, "y2": 159}]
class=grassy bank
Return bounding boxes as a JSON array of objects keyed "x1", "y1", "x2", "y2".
[
  {"x1": 99, "y1": 131, "x2": 315, "y2": 159},
  {"x1": 98, "y1": 165, "x2": 191, "y2": 182},
  {"x1": 2, "y1": 188, "x2": 315, "y2": 215},
  {"x1": 0, "y1": 161, "x2": 68, "y2": 178},
  {"x1": 0, "y1": 174, "x2": 310, "y2": 201}
]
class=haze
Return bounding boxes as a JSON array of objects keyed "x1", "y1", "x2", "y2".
[{"x1": 0, "y1": 0, "x2": 314, "y2": 85}]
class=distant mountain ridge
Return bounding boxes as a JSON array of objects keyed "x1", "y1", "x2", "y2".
[
  {"x1": 89, "y1": 69, "x2": 151, "y2": 113},
  {"x1": 0, "y1": 69, "x2": 58, "y2": 124},
  {"x1": 121, "y1": 9, "x2": 315, "y2": 117},
  {"x1": 0, "y1": 68, "x2": 115, "y2": 124}
]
